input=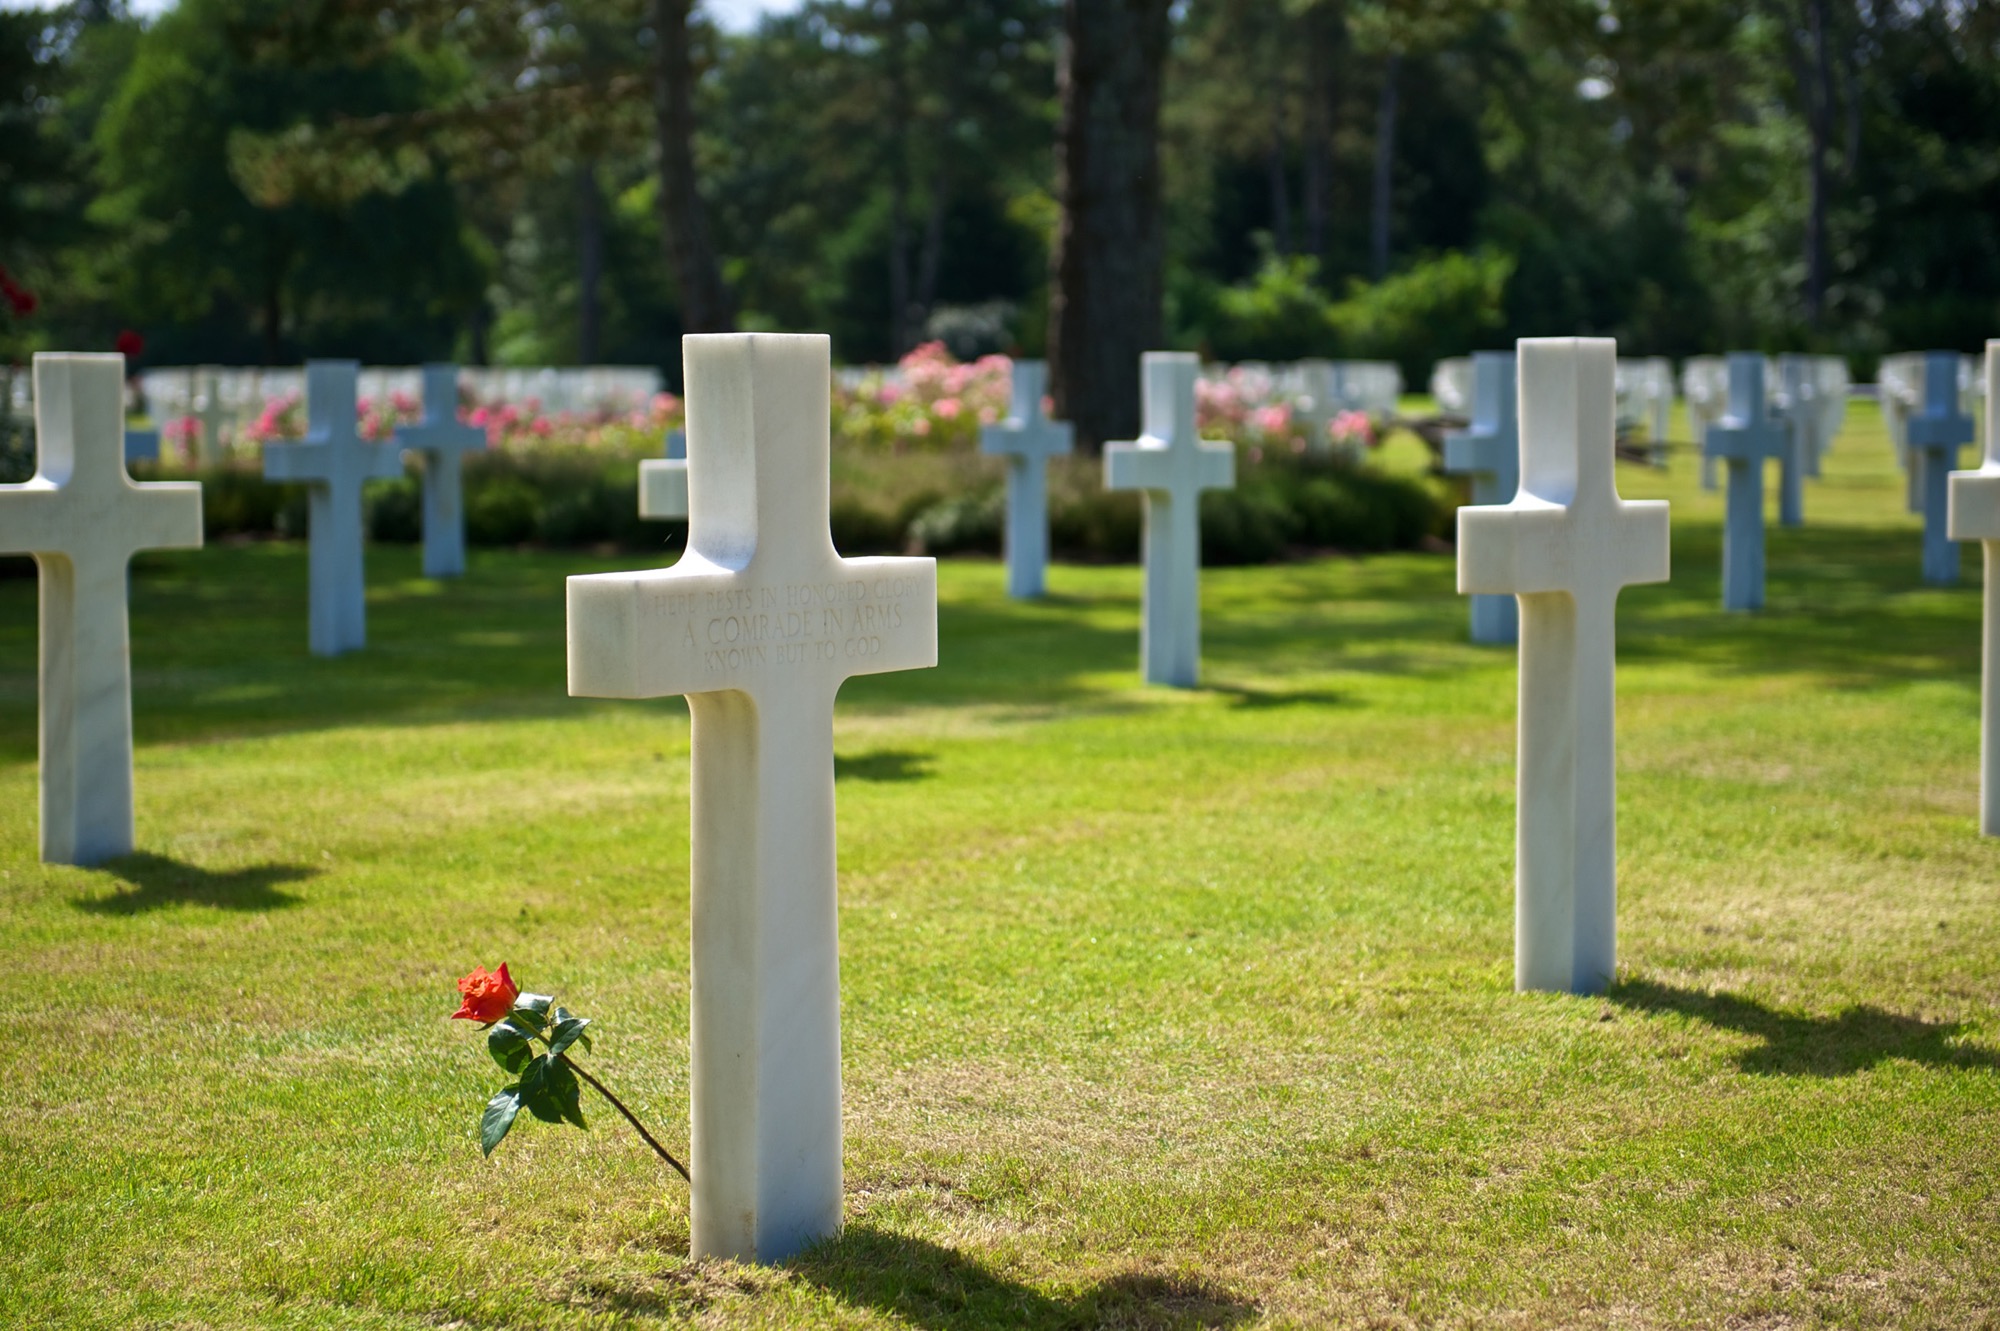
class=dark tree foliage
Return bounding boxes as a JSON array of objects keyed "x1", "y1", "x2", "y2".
[{"x1": 3, "y1": 0, "x2": 1999, "y2": 379}]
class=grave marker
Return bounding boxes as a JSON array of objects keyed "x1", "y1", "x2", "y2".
[
  {"x1": 1911, "y1": 351, "x2": 1972, "y2": 586},
  {"x1": 638, "y1": 429, "x2": 689, "y2": 521},
  {"x1": 0, "y1": 354, "x2": 202, "y2": 864},
  {"x1": 263, "y1": 361, "x2": 403, "y2": 655},
  {"x1": 1950, "y1": 340, "x2": 2000, "y2": 835},
  {"x1": 394, "y1": 364, "x2": 486, "y2": 578},
  {"x1": 123, "y1": 428, "x2": 159, "y2": 466},
  {"x1": 1104, "y1": 352, "x2": 1236, "y2": 687},
  {"x1": 567, "y1": 333, "x2": 937, "y2": 1263},
  {"x1": 1457, "y1": 338, "x2": 1669, "y2": 995},
  {"x1": 195, "y1": 365, "x2": 226, "y2": 466},
  {"x1": 980, "y1": 359, "x2": 1073, "y2": 597},
  {"x1": 1704, "y1": 353, "x2": 1788, "y2": 611},
  {"x1": 1443, "y1": 351, "x2": 1520, "y2": 644},
  {"x1": 1776, "y1": 353, "x2": 1813, "y2": 528}
]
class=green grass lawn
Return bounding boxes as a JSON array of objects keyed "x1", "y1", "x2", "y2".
[{"x1": 3, "y1": 404, "x2": 1997, "y2": 1328}]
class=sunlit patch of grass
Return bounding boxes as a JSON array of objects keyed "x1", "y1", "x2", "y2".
[{"x1": 0, "y1": 403, "x2": 1996, "y2": 1327}]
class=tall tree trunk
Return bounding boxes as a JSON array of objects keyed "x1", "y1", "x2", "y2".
[
  {"x1": 577, "y1": 159, "x2": 605, "y2": 364},
  {"x1": 1268, "y1": 89, "x2": 1292, "y2": 258},
  {"x1": 261, "y1": 249, "x2": 284, "y2": 366},
  {"x1": 1369, "y1": 51, "x2": 1400, "y2": 281},
  {"x1": 652, "y1": 0, "x2": 733, "y2": 334},
  {"x1": 915, "y1": 157, "x2": 949, "y2": 324},
  {"x1": 886, "y1": 3, "x2": 913, "y2": 358},
  {"x1": 1803, "y1": 0, "x2": 1833, "y2": 325},
  {"x1": 1301, "y1": 5, "x2": 1342, "y2": 263},
  {"x1": 1047, "y1": 0, "x2": 1174, "y2": 452}
]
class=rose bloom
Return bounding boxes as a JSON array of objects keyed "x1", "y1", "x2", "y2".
[{"x1": 452, "y1": 963, "x2": 519, "y2": 1024}]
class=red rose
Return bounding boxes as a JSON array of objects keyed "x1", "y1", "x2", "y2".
[
  {"x1": 114, "y1": 329, "x2": 144, "y2": 360},
  {"x1": 451, "y1": 963, "x2": 519, "y2": 1024}
]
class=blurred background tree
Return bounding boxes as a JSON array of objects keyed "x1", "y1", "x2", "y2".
[{"x1": 3, "y1": 0, "x2": 1998, "y2": 388}]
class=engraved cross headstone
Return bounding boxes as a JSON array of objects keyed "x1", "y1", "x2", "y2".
[
  {"x1": 1704, "y1": 353, "x2": 1788, "y2": 611},
  {"x1": 1949, "y1": 340, "x2": 2000, "y2": 835},
  {"x1": 1911, "y1": 350, "x2": 1973, "y2": 586},
  {"x1": 980, "y1": 359, "x2": 1073, "y2": 597},
  {"x1": 0, "y1": 354, "x2": 202, "y2": 864},
  {"x1": 1104, "y1": 352, "x2": 1236, "y2": 687},
  {"x1": 195, "y1": 365, "x2": 226, "y2": 466},
  {"x1": 262, "y1": 361, "x2": 404, "y2": 655},
  {"x1": 1443, "y1": 350, "x2": 1520, "y2": 644},
  {"x1": 1457, "y1": 338, "x2": 1670, "y2": 995},
  {"x1": 123, "y1": 428, "x2": 159, "y2": 466},
  {"x1": 1777, "y1": 353, "x2": 1814, "y2": 528},
  {"x1": 567, "y1": 333, "x2": 937, "y2": 1263},
  {"x1": 394, "y1": 364, "x2": 486, "y2": 578},
  {"x1": 639, "y1": 428, "x2": 688, "y2": 521}
]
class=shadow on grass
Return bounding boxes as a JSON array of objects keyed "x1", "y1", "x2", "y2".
[
  {"x1": 792, "y1": 1225, "x2": 1256, "y2": 1330},
  {"x1": 1206, "y1": 681, "x2": 1352, "y2": 710},
  {"x1": 1611, "y1": 978, "x2": 2000, "y2": 1076},
  {"x1": 836, "y1": 749, "x2": 936, "y2": 782},
  {"x1": 75, "y1": 852, "x2": 315, "y2": 915}
]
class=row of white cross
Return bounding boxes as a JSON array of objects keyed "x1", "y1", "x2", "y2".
[{"x1": 11, "y1": 335, "x2": 2000, "y2": 1266}]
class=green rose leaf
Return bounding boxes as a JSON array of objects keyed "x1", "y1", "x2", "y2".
[
  {"x1": 519, "y1": 1055, "x2": 565, "y2": 1124},
  {"x1": 547, "y1": 1015, "x2": 592, "y2": 1058},
  {"x1": 481, "y1": 1085, "x2": 522, "y2": 1157},
  {"x1": 545, "y1": 1055, "x2": 587, "y2": 1130},
  {"x1": 517, "y1": 993, "x2": 555, "y2": 1017},
  {"x1": 487, "y1": 1019, "x2": 537, "y2": 1075}
]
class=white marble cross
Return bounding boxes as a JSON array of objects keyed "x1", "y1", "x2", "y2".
[
  {"x1": 1457, "y1": 338, "x2": 1670, "y2": 995},
  {"x1": 1104, "y1": 352, "x2": 1236, "y2": 687},
  {"x1": 394, "y1": 364, "x2": 485, "y2": 578},
  {"x1": 638, "y1": 428, "x2": 688, "y2": 521},
  {"x1": 1705, "y1": 354, "x2": 1789, "y2": 612},
  {"x1": 1443, "y1": 351, "x2": 1520, "y2": 644},
  {"x1": 0, "y1": 354, "x2": 201, "y2": 865},
  {"x1": 980, "y1": 359, "x2": 1073, "y2": 597},
  {"x1": 1950, "y1": 340, "x2": 2000, "y2": 836},
  {"x1": 567, "y1": 333, "x2": 937, "y2": 1264},
  {"x1": 263, "y1": 361, "x2": 403, "y2": 655},
  {"x1": 1911, "y1": 351, "x2": 1973, "y2": 586},
  {"x1": 195, "y1": 365, "x2": 226, "y2": 466}
]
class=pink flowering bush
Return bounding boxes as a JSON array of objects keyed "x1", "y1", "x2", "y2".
[
  {"x1": 834, "y1": 341, "x2": 1010, "y2": 450},
  {"x1": 241, "y1": 386, "x2": 684, "y2": 458}
]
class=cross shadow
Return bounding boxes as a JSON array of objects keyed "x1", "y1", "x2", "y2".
[
  {"x1": 791, "y1": 1225, "x2": 1257, "y2": 1330},
  {"x1": 74, "y1": 852, "x2": 315, "y2": 915},
  {"x1": 1205, "y1": 682, "x2": 1351, "y2": 710},
  {"x1": 835, "y1": 749, "x2": 936, "y2": 782},
  {"x1": 1609, "y1": 978, "x2": 2000, "y2": 1077}
]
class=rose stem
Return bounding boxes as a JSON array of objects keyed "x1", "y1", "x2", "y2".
[{"x1": 559, "y1": 1053, "x2": 691, "y2": 1182}]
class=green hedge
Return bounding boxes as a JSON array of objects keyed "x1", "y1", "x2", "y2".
[{"x1": 163, "y1": 446, "x2": 1449, "y2": 565}]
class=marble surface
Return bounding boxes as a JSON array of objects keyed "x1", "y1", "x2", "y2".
[
  {"x1": 1949, "y1": 340, "x2": 2000, "y2": 835},
  {"x1": 263, "y1": 361, "x2": 404, "y2": 655},
  {"x1": 394, "y1": 364, "x2": 486, "y2": 578},
  {"x1": 1103, "y1": 353, "x2": 1236, "y2": 687},
  {"x1": 0, "y1": 354, "x2": 202, "y2": 864},
  {"x1": 1910, "y1": 350, "x2": 1973, "y2": 586},
  {"x1": 1443, "y1": 351, "x2": 1520, "y2": 644},
  {"x1": 567, "y1": 333, "x2": 938, "y2": 1263},
  {"x1": 1457, "y1": 338, "x2": 1670, "y2": 995},
  {"x1": 1703, "y1": 354, "x2": 1788, "y2": 612},
  {"x1": 979, "y1": 360, "x2": 1072, "y2": 598}
]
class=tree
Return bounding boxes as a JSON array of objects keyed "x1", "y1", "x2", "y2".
[
  {"x1": 1048, "y1": 0, "x2": 1173, "y2": 451},
  {"x1": 654, "y1": 0, "x2": 732, "y2": 333}
]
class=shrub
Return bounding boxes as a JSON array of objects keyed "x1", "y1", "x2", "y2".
[{"x1": 1327, "y1": 250, "x2": 1515, "y2": 385}]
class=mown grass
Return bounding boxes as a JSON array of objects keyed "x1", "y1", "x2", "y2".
[{"x1": 1, "y1": 404, "x2": 1996, "y2": 1328}]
